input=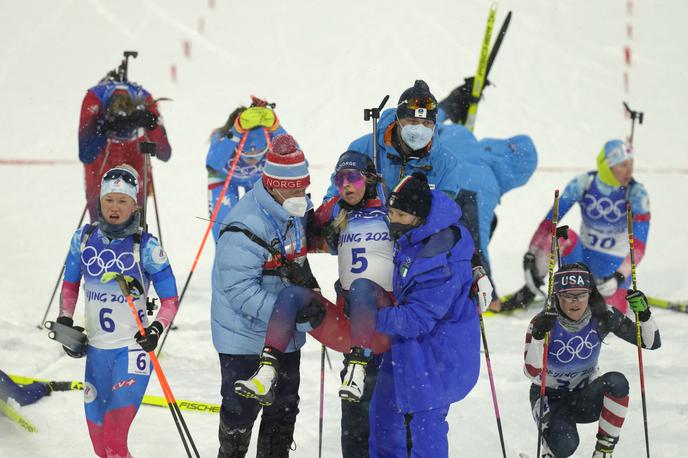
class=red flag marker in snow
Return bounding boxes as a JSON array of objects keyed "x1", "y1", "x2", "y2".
[
  {"x1": 183, "y1": 41, "x2": 191, "y2": 59},
  {"x1": 170, "y1": 64, "x2": 178, "y2": 83}
]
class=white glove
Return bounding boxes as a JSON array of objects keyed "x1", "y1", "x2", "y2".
[
  {"x1": 472, "y1": 266, "x2": 494, "y2": 312},
  {"x1": 596, "y1": 272, "x2": 624, "y2": 297}
]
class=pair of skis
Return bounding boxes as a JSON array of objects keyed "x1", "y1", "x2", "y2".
[{"x1": 463, "y1": 4, "x2": 512, "y2": 132}]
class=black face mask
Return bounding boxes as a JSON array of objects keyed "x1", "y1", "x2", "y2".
[{"x1": 389, "y1": 222, "x2": 416, "y2": 240}]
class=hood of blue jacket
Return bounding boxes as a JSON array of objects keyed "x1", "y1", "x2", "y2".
[{"x1": 404, "y1": 189, "x2": 462, "y2": 245}]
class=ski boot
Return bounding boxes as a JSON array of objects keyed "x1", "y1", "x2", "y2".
[
  {"x1": 234, "y1": 348, "x2": 279, "y2": 406},
  {"x1": 591, "y1": 433, "x2": 618, "y2": 457},
  {"x1": 339, "y1": 347, "x2": 370, "y2": 402},
  {"x1": 47, "y1": 381, "x2": 73, "y2": 392}
]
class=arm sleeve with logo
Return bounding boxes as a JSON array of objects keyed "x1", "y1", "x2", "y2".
[
  {"x1": 527, "y1": 174, "x2": 587, "y2": 273},
  {"x1": 59, "y1": 228, "x2": 85, "y2": 318},
  {"x1": 616, "y1": 183, "x2": 651, "y2": 279},
  {"x1": 523, "y1": 316, "x2": 545, "y2": 384}
]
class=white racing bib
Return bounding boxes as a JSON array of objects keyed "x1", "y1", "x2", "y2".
[
  {"x1": 580, "y1": 224, "x2": 629, "y2": 258},
  {"x1": 337, "y1": 213, "x2": 393, "y2": 291}
]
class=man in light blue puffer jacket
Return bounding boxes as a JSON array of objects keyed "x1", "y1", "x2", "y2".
[{"x1": 211, "y1": 134, "x2": 316, "y2": 458}]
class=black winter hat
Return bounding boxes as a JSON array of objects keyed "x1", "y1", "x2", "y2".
[
  {"x1": 387, "y1": 172, "x2": 432, "y2": 219},
  {"x1": 396, "y1": 80, "x2": 438, "y2": 123}
]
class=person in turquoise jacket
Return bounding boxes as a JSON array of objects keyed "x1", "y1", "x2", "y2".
[
  {"x1": 211, "y1": 134, "x2": 315, "y2": 458},
  {"x1": 347, "y1": 173, "x2": 480, "y2": 457},
  {"x1": 206, "y1": 96, "x2": 287, "y2": 241}
]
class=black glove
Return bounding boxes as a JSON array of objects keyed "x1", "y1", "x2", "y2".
[
  {"x1": 531, "y1": 308, "x2": 558, "y2": 340},
  {"x1": 437, "y1": 76, "x2": 491, "y2": 125},
  {"x1": 297, "y1": 298, "x2": 325, "y2": 329},
  {"x1": 131, "y1": 107, "x2": 158, "y2": 130},
  {"x1": 134, "y1": 321, "x2": 164, "y2": 352},
  {"x1": 56, "y1": 316, "x2": 86, "y2": 358},
  {"x1": 101, "y1": 113, "x2": 135, "y2": 134}
]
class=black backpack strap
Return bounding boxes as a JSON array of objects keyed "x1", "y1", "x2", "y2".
[
  {"x1": 79, "y1": 223, "x2": 98, "y2": 251},
  {"x1": 219, "y1": 226, "x2": 281, "y2": 258}
]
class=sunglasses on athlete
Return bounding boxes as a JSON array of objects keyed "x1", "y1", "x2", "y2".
[
  {"x1": 103, "y1": 169, "x2": 138, "y2": 187},
  {"x1": 334, "y1": 170, "x2": 366, "y2": 188}
]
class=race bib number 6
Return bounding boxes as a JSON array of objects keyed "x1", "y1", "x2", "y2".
[{"x1": 128, "y1": 349, "x2": 150, "y2": 376}]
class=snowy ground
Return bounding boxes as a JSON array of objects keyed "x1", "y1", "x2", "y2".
[{"x1": 1, "y1": 0, "x2": 687, "y2": 456}]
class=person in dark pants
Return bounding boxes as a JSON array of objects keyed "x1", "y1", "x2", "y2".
[
  {"x1": 524, "y1": 263, "x2": 661, "y2": 457},
  {"x1": 211, "y1": 134, "x2": 313, "y2": 457}
]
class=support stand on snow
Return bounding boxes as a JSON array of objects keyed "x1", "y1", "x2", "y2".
[
  {"x1": 363, "y1": 95, "x2": 389, "y2": 183},
  {"x1": 623, "y1": 102, "x2": 644, "y2": 147}
]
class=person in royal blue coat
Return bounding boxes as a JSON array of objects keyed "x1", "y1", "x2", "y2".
[{"x1": 345, "y1": 173, "x2": 480, "y2": 457}]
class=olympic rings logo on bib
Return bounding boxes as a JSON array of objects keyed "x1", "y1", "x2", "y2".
[
  {"x1": 81, "y1": 246, "x2": 136, "y2": 276},
  {"x1": 583, "y1": 194, "x2": 626, "y2": 222},
  {"x1": 550, "y1": 330, "x2": 599, "y2": 363}
]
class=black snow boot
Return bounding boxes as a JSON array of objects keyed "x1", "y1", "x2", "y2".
[
  {"x1": 256, "y1": 421, "x2": 295, "y2": 458},
  {"x1": 218, "y1": 419, "x2": 252, "y2": 458}
]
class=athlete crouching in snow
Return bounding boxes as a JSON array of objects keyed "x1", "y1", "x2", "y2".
[
  {"x1": 367, "y1": 173, "x2": 480, "y2": 457},
  {"x1": 233, "y1": 151, "x2": 394, "y2": 424},
  {"x1": 211, "y1": 134, "x2": 315, "y2": 457},
  {"x1": 524, "y1": 264, "x2": 660, "y2": 458},
  {"x1": 55, "y1": 165, "x2": 180, "y2": 457}
]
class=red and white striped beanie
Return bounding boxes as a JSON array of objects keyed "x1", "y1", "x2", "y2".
[{"x1": 262, "y1": 134, "x2": 310, "y2": 189}]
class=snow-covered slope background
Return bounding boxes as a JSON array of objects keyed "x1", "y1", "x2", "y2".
[{"x1": 1, "y1": 0, "x2": 686, "y2": 456}]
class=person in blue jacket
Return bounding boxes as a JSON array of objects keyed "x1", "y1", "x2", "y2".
[
  {"x1": 206, "y1": 96, "x2": 287, "y2": 241},
  {"x1": 324, "y1": 80, "x2": 459, "y2": 202},
  {"x1": 211, "y1": 134, "x2": 315, "y2": 458},
  {"x1": 346, "y1": 173, "x2": 480, "y2": 457},
  {"x1": 438, "y1": 115, "x2": 538, "y2": 308}
]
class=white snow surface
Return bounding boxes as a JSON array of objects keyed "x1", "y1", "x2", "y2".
[{"x1": 1, "y1": 0, "x2": 687, "y2": 456}]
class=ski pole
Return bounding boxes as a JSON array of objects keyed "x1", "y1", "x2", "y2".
[
  {"x1": 150, "y1": 173, "x2": 164, "y2": 247},
  {"x1": 318, "y1": 344, "x2": 326, "y2": 458},
  {"x1": 476, "y1": 294, "x2": 506, "y2": 458},
  {"x1": 38, "y1": 144, "x2": 114, "y2": 329},
  {"x1": 156, "y1": 128, "x2": 255, "y2": 357},
  {"x1": 536, "y1": 189, "x2": 559, "y2": 458},
  {"x1": 626, "y1": 202, "x2": 651, "y2": 458},
  {"x1": 109, "y1": 273, "x2": 199, "y2": 458},
  {"x1": 623, "y1": 102, "x2": 644, "y2": 147}
]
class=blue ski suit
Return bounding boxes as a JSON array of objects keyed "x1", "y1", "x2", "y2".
[{"x1": 370, "y1": 190, "x2": 481, "y2": 457}]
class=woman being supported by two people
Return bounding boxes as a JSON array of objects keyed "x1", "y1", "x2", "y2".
[{"x1": 234, "y1": 154, "x2": 480, "y2": 456}]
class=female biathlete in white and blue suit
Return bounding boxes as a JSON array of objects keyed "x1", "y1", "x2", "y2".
[{"x1": 55, "y1": 165, "x2": 180, "y2": 458}]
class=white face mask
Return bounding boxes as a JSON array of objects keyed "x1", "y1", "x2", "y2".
[
  {"x1": 400, "y1": 123, "x2": 434, "y2": 151},
  {"x1": 278, "y1": 193, "x2": 309, "y2": 217}
]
